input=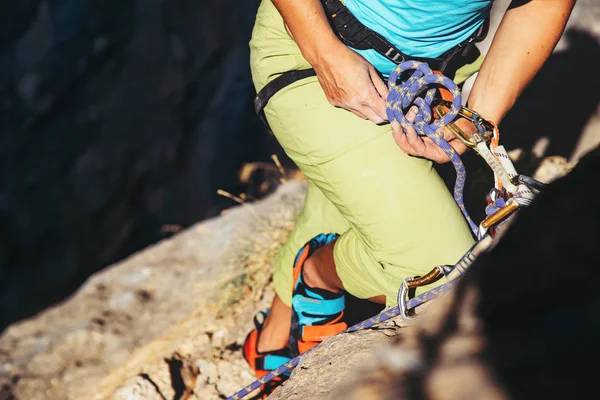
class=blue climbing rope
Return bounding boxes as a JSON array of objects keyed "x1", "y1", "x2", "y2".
[{"x1": 386, "y1": 61, "x2": 478, "y2": 235}]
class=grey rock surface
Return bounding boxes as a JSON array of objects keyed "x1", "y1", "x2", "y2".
[
  {"x1": 0, "y1": 0, "x2": 284, "y2": 328},
  {"x1": 0, "y1": 180, "x2": 306, "y2": 400},
  {"x1": 1, "y1": 1, "x2": 599, "y2": 400},
  {"x1": 269, "y1": 320, "x2": 404, "y2": 400}
]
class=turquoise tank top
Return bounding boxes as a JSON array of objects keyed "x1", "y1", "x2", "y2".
[{"x1": 341, "y1": 0, "x2": 493, "y2": 75}]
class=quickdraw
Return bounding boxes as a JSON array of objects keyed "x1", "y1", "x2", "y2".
[
  {"x1": 226, "y1": 61, "x2": 546, "y2": 400},
  {"x1": 432, "y1": 98, "x2": 495, "y2": 148}
]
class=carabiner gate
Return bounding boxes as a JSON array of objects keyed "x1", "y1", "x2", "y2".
[{"x1": 432, "y1": 99, "x2": 494, "y2": 149}]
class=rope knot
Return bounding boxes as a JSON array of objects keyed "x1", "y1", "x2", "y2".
[{"x1": 386, "y1": 61, "x2": 462, "y2": 136}]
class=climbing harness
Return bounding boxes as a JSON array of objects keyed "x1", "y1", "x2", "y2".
[
  {"x1": 228, "y1": 61, "x2": 545, "y2": 400},
  {"x1": 254, "y1": 0, "x2": 489, "y2": 132},
  {"x1": 321, "y1": 0, "x2": 488, "y2": 70}
]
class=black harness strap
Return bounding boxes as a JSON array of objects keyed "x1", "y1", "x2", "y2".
[
  {"x1": 255, "y1": 0, "x2": 489, "y2": 131},
  {"x1": 322, "y1": 0, "x2": 416, "y2": 66},
  {"x1": 254, "y1": 69, "x2": 317, "y2": 131},
  {"x1": 322, "y1": 0, "x2": 488, "y2": 71}
]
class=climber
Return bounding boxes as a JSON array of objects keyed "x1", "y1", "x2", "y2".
[{"x1": 242, "y1": 0, "x2": 575, "y2": 395}]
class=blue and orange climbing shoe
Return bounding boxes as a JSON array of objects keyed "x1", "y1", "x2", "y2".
[
  {"x1": 289, "y1": 233, "x2": 348, "y2": 357},
  {"x1": 242, "y1": 310, "x2": 292, "y2": 397}
]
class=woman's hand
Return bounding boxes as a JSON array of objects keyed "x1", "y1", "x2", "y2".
[
  {"x1": 392, "y1": 107, "x2": 476, "y2": 163},
  {"x1": 312, "y1": 43, "x2": 389, "y2": 124},
  {"x1": 273, "y1": 0, "x2": 389, "y2": 125}
]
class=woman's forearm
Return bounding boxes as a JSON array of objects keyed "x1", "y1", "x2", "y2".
[
  {"x1": 467, "y1": 0, "x2": 575, "y2": 124},
  {"x1": 272, "y1": 0, "x2": 345, "y2": 66}
]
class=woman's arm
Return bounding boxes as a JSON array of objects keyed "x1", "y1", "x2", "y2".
[
  {"x1": 467, "y1": 0, "x2": 576, "y2": 123},
  {"x1": 394, "y1": 0, "x2": 576, "y2": 162},
  {"x1": 272, "y1": 0, "x2": 389, "y2": 123}
]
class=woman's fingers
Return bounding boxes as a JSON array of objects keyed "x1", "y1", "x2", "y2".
[
  {"x1": 362, "y1": 86, "x2": 388, "y2": 123},
  {"x1": 315, "y1": 50, "x2": 391, "y2": 125},
  {"x1": 328, "y1": 82, "x2": 387, "y2": 124},
  {"x1": 354, "y1": 103, "x2": 385, "y2": 124},
  {"x1": 406, "y1": 106, "x2": 418, "y2": 123},
  {"x1": 391, "y1": 121, "x2": 417, "y2": 155},
  {"x1": 392, "y1": 105, "x2": 470, "y2": 163},
  {"x1": 347, "y1": 108, "x2": 369, "y2": 121},
  {"x1": 404, "y1": 124, "x2": 422, "y2": 147},
  {"x1": 439, "y1": 126, "x2": 458, "y2": 142},
  {"x1": 370, "y1": 67, "x2": 389, "y2": 101}
]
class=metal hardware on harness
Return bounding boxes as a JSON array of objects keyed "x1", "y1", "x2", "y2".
[
  {"x1": 434, "y1": 107, "x2": 522, "y2": 197},
  {"x1": 398, "y1": 277, "x2": 416, "y2": 321},
  {"x1": 405, "y1": 266, "x2": 443, "y2": 289},
  {"x1": 480, "y1": 199, "x2": 519, "y2": 229},
  {"x1": 486, "y1": 187, "x2": 505, "y2": 204},
  {"x1": 398, "y1": 265, "x2": 449, "y2": 321},
  {"x1": 517, "y1": 174, "x2": 547, "y2": 192},
  {"x1": 433, "y1": 99, "x2": 495, "y2": 149}
]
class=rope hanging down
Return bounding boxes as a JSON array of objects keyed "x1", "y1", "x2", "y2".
[{"x1": 386, "y1": 61, "x2": 478, "y2": 234}]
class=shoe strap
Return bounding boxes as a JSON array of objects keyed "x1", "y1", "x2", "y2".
[
  {"x1": 292, "y1": 292, "x2": 344, "y2": 321},
  {"x1": 253, "y1": 309, "x2": 269, "y2": 331},
  {"x1": 302, "y1": 320, "x2": 348, "y2": 342},
  {"x1": 261, "y1": 353, "x2": 292, "y2": 371}
]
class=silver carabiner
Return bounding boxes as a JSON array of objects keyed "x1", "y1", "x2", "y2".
[{"x1": 397, "y1": 277, "x2": 416, "y2": 321}]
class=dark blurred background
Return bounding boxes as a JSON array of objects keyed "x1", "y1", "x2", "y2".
[
  {"x1": 0, "y1": 0, "x2": 295, "y2": 328},
  {"x1": 1, "y1": 0, "x2": 599, "y2": 331}
]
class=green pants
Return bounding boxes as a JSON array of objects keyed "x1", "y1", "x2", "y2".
[{"x1": 250, "y1": 0, "x2": 482, "y2": 307}]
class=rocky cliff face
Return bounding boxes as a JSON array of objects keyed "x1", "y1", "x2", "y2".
[
  {"x1": 1, "y1": 0, "x2": 599, "y2": 399},
  {"x1": 0, "y1": 0, "x2": 286, "y2": 328},
  {"x1": 0, "y1": 180, "x2": 307, "y2": 400}
]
